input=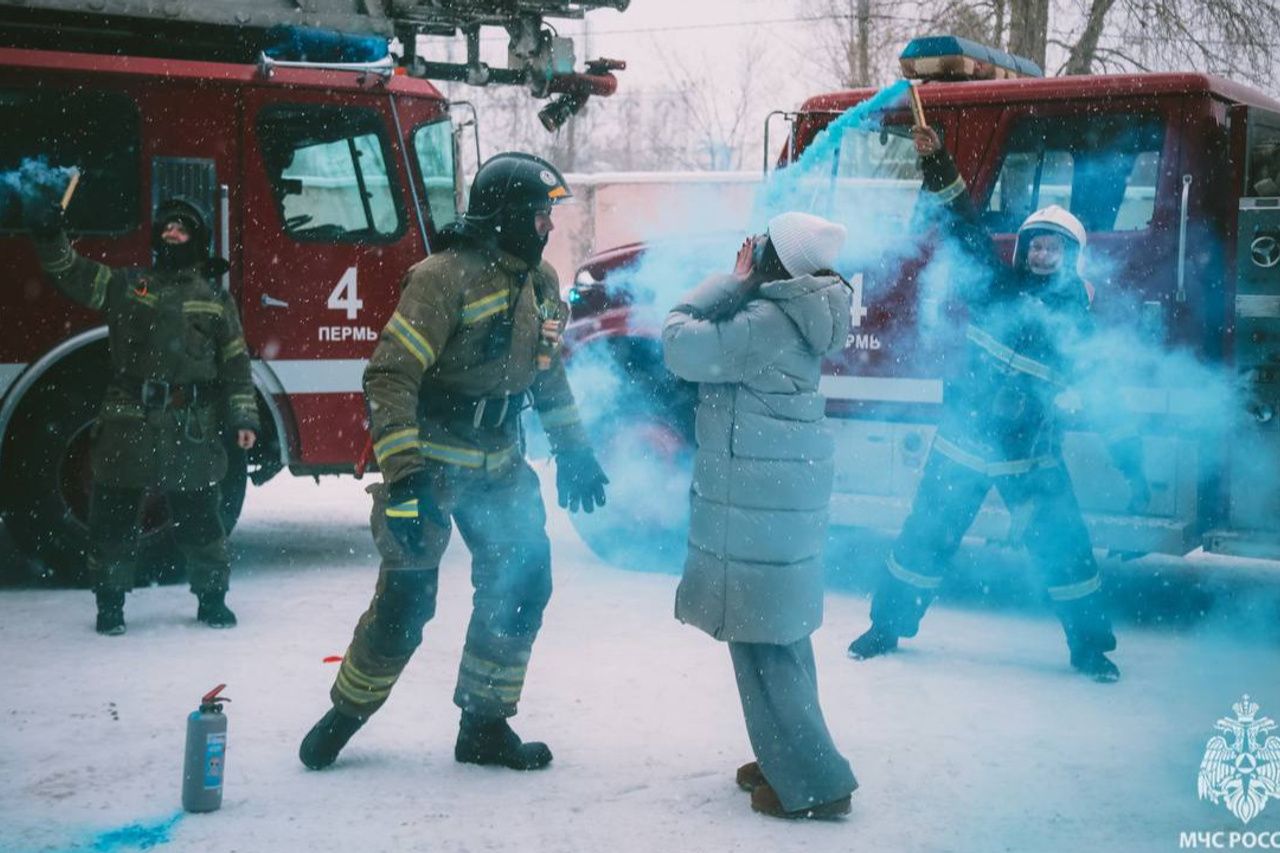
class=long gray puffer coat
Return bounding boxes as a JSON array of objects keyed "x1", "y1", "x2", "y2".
[{"x1": 662, "y1": 271, "x2": 853, "y2": 645}]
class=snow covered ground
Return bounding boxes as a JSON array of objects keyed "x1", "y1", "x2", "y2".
[{"x1": 3, "y1": 468, "x2": 1280, "y2": 853}]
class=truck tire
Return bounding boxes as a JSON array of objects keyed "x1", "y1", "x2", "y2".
[{"x1": 1, "y1": 368, "x2": 248, "y2": 587}]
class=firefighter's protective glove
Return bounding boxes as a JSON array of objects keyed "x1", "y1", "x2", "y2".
[
  {"x1": 385, "y1": 472, "x2": 448, "y2": 557},
  {"x1": 25, "y1": 201, "x2": 66, "y2": 242},
  {"x1": 556, "y1": 448, "x2": 609, "y2": 514}
]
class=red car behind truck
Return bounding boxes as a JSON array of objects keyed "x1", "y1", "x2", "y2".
[{"x1": 563, "y1": 39, "x2": 1280, "y2": 569}]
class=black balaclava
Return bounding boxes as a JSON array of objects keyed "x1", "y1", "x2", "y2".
[
  {"x1": 151, "y1": 201, "x2": 209, "y2": 271},
  {"x1": 494, "y1": 205, "x2": 550, "y2": 266}
]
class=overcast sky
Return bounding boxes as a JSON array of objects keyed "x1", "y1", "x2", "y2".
[{"x1": 418, "y1": 1, "x2": 1279, "y2": 172}]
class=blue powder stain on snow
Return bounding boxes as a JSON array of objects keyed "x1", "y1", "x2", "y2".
[{"x1": 87, "y1": 813, "x2": 184, "y2": 852}]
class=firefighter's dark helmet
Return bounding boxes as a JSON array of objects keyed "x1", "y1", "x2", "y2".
[
  {"x1": 464, "y1": 152, "x2": 572, "y2": 226},
  {"x1": 151, "y1": 197, "x2": 211, "y2": 255}
]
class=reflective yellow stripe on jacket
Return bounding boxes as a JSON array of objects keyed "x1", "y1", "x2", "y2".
[
  {"x1": 966, "y1": 325, "x2": 1066, "y2": 386},
  {"x1": 420, "y1": 440, "x2": 516, "y2": 471},
  {"x1": 385, "y1": 311, "x2": 437, "y2": 367},
  {"x1": 461, "y1": 290, "x2": 509, "y2": 325},
  {"x1": 374, "y1": 428, "x2": 422, "y2": 468}
]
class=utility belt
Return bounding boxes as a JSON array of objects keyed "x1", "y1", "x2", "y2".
[
  {"x1": 125, "y1": 378, "x2": 216, "y2": 411},
  {"x1": 419, "y1": 389, "x2": 529, "y2": 430}
]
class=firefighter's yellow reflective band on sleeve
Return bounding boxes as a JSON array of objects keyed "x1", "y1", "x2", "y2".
[
  {"x1": 966, "y1": 325, "x2": 1065, "y2": 386},
  {"x1": 538, "y1": 405, "x2": 581, "y2": 429},
  {"x1": 461, "y1": 290, "x2": 509, "y2": 325},
  {"x1": 386, "y1": 499, "x2": 419, "y2": 519},
  {"x1": 933, "y1": 435, "x2": 1059, "y2": 477},
  {"x1": 182, "y1": 300, "x2": 224, "y2": 317},
  {"x1": 886, "y1": 552, "x2": 943, "y2": 590},
  {"x1": 935, "y1": 175, "x2": 967, "y2": 204},
  {"x1": 221, "y1": 339, "x2": 247, "y2": 362},
  {"x1": 88, "y1": 265, "x2": 111, "y2": 309},
  {"x1": 229, "y1": 393, "x2": 256, "y2": 409},
  {"x1": 386, "y1": 311, "x2": 437, "y2": 367},
  {"x1": 1047, "y1": 573, "x2": 1102, "y2": 602},
  {"x1": 374, "y1": 428, "x2": 422, "y2": 465}
]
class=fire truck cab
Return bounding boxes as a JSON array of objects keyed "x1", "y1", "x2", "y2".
[
  {"x1": 564, "y1": 37, "x2": 1280, "y2": 568},
  {"x1": 0, "y1": 46, "x2": 457, "y2": 580},
  {"x1": 0, "y1": 1, "x2": 630, "y2": 582}
]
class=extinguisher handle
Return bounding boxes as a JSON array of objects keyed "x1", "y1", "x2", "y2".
[{"x1": 202, "y1": 684, "x2": 231, "y2": 704}]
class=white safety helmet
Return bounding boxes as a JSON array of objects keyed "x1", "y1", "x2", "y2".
[{"x1": 1013, "y1": 205, "x2": 1093, "y2": 303}]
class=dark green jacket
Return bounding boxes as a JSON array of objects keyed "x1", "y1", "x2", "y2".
[{"x1": 35, "y1": 234, "x2": 259, "y2": 490}]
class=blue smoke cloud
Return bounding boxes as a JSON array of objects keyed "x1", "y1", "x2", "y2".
[
  {"x1": 0, "y1": 157, "x2": 76, "y2": 227},
  {"x1": 563, "y1": 76, "x2": 1263, "y2": 630}
]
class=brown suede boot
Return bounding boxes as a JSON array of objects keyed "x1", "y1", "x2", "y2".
[
  {"x1": 750, "y1": 781, "x2": 852, "y2": 820},
  {"x1": 736, "y1": 761, "x2": 766, "y2": 792}
]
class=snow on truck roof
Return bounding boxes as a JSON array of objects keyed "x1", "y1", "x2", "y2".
[
  {"x1": 802, "y1": 72, "x2": 1280, "y2": 116},
  {"x1": 0, "y1": 46, "x2": 446, "y2": 100}
]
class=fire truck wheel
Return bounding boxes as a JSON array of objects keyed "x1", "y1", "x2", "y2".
[
  {"x1": 566, "y1": 410, "x2": 694, "y2": 573},
  {"x1": 0, "y1": 372, "x2": 248, "y2": 588}
]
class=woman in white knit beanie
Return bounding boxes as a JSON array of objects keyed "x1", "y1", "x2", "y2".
[{"x1": 662, "y1": 211, "x2": 858, "y2": 819}]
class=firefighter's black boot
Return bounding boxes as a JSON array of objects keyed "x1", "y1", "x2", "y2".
[
  {"x1": 299, "y1": 706, "x2": 367, "y2": 770},
  {"x1": 1070, "y1": 650, "x2": 1121, "y2": 683},
  {"x1": 847, "y1": 624, "x2": 898, "y2": 660},
  {"x1": 455, "y1": 712, "x2": 553, "y2": 770},
  {"x1": 1056, "y1": 598, "x2": 1119, "y2": 683},
  {"x1": 196, "y1": 591, "x2": 237, "y2": 628},
  {"x1": 95, "y1": 590, "x2": 126, "y2": 636}
]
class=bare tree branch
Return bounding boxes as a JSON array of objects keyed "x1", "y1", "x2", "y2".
[
  {"x1": 1054, "y1": 0, "x2": 1280, "y2": 86},
  {"x1": 1061, "y1": 0, "x2": 1122, "y2": 74}
]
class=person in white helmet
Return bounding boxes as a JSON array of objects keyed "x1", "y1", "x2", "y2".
[
  {"x1": 845, "y1": 126, "x2": 1148, "y2": 683},
  {"x1": 663, "y1": 212, "x2": 858, "y2": 819}
]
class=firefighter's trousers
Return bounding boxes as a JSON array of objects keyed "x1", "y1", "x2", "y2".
[
  {"x1": 331, "y1": 459, "x2": 553, "y2": 721},
  {"x1": 869, "y1": 448, "x2": 1115, "y2": 656},
  {"x1": 88, "y1": 485, "x2": 230, "y2": 595}
]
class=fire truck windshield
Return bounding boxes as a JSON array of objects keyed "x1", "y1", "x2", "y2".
[
  {"x1": 411, "y1": 119, "x2": 459, "y2": 231},
  {"x1": 783, "y1": 122, "x2": 926, "y2": 236},
  {"x1": 983, "y1": 113, "x2": 1164, "y2": 234},
  {"x1": 258, "y1": 104, "x2": 405, "y2": 243}
]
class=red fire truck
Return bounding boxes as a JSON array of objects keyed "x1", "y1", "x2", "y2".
[
  {"x1": 563, "y1": 36, "x2": 1280, "y2": 569},
  {"x1": 0, "y1": 0, "x2": 629, "y2": 582}
]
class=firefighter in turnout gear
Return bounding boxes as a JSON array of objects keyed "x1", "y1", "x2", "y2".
[
  {"x1": 845, "y1": 127, "x2": 1148, "y2": 683},
  {"x1": 26, "y1": 197, "x2": 259, "y2": 635},
  {"x1": 300, "y1": 153, "x2": 608, "y2": 771}
]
